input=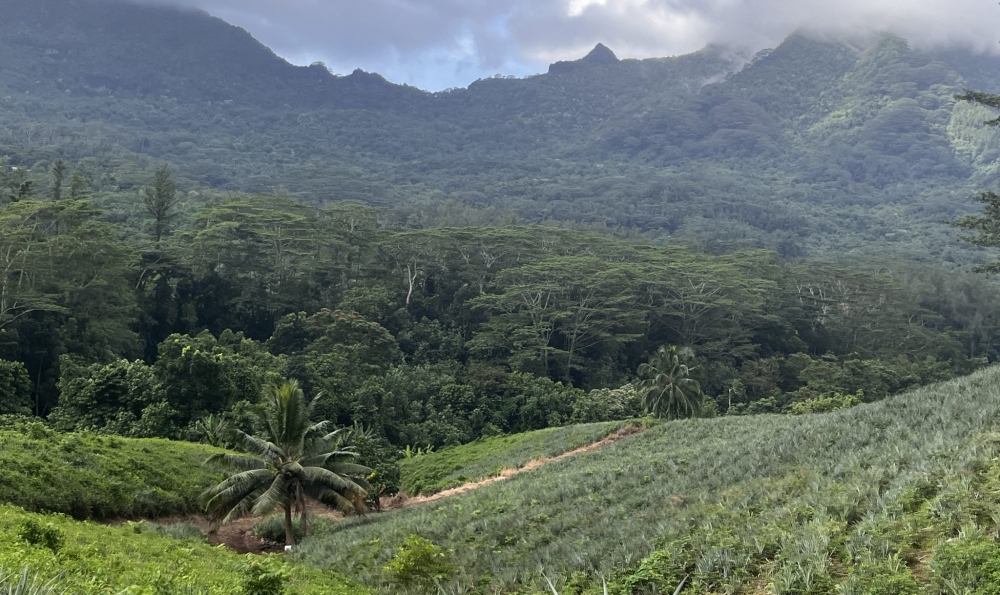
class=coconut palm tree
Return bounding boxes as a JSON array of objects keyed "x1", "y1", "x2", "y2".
[
  {"x1": 636, "y1": 345, "x2": 702, "y2": 420},
  {"x1": 201, "y1": 379, "x2": 371, "y2": 547}
]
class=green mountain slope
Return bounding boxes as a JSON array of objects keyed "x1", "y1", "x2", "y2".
[
  {"x1": 3, "y1": 0, "x2": 1000, "y2": 262},
  {"x1": 296, "y1": 364, "x2": 1000, "y2": 594}
]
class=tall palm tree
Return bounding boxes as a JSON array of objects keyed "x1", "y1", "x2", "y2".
[
  {"x1": 201, "y1": 379, "x2": 371, "y2": 547},
  {"x1": 636, "y1": 345, "x2": 703, "y2": 420}
]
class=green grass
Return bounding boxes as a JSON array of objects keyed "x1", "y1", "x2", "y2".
[
  {"x1": 399, "y1": 421, "x2": 631, "y2": 496},
  {"x1": 0, "y1": 504, "x2": 368, "y2": 595},
  {"x1": 295, "y1": 365, "x2": 1000, "y2": 594},
  {"x1": 0, "y1": 426, "x2": 224, "y2": 519}
]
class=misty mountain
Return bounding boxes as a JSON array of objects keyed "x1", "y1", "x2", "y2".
[{"x1": 2, "y1": 0, "x2": 1000, "y2": 263}]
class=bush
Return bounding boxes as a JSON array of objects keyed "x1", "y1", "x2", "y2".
[
  {"x1": 383, "y1": 535, "x2": 455, "y2": 593},
  {"x1": 931, "y1": 537, "x2": 1000, "y2": 594},
  {"x1": 253, "y1": 515, "x2": 303, "y2": 544},
  {"x1": 239, "y1": 555, "x2": 289, "y2": 595},
  {"x1": 17, "y1": 520, "x2": 63, "y2": 553},
  {"x1": 0, "y1": 360, "x2": 31, "y2": 416}
]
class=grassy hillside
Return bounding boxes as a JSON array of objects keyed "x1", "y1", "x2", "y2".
[
  {"x1": 0, "y1": 424, "x2": 222, "y2": 519},
  {"x1": 297, "y1": 365, "x2": 1000, "y2": 594},
  {"x1": 399, "y1": 421, "x2": 632, "y2": 496},
  {"x1": 0, "y1": 505, "x2": 367, "y2": 595}
]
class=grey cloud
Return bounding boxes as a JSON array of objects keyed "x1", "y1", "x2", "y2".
[{"x1": 135, "y1": 0, "x2": 1000, "y2": 90}]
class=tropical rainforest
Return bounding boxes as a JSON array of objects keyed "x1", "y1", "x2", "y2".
[{"x1": 5, "y1": 0, "x2": 1000, "y2": 592}]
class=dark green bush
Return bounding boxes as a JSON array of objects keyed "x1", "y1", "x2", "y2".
[{"x1": 17, "y1": 519, "x2": 63, "y2": 553}]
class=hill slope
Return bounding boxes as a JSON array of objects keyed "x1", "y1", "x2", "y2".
[
  {"x1": 0, "y1": 505, "x2": 367, "y2": 595},
  {"x1": 296, "y1": 365, "x2": 1000, "y2": 594},
  {"x1": 3, "y1": 0, "x2": 1000, "y2": 262},
  {"x1": 0, "y1": 425, "x2": 222, "y2": 518}
]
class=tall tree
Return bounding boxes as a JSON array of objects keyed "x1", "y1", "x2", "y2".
[
  {"x1": 67, "y1": 170, "x2": 89, "y2": 200},
  {"x1": 143, "y1": 164, "x2": 180, "y2": 244},
  {"x1": 50, "y1": 160, "x2": 66, "y2": 201},
  {"x1": 201, "y1": 379, "x2": 371, "y2": 546},
  {"x1": 636, "y1": 345, "x2": 702, "y2": 420}
]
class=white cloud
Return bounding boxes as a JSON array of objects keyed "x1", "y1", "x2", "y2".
[{"x1": 134, "y1": 0, "x2": 1000, "y2": 90}]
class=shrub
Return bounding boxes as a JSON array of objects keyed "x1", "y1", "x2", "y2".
[
  {"x1": 239, "y1": 555, "x2": 289, "y2": 595},
  {"x1": 253, "y1": 515, "x2": 304, "y2": 544},
  {"x1": 383, "y1": 535, "x2": 455, "y2": 592},
  {"x1": 17, "y1": 519, "x2": 63, "y2": 553},
  {"x1": 931, "y1": 537, "x2": 1000, "y2": 594}
]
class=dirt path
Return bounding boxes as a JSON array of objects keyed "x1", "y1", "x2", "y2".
[{"x1": 389, "y1": 422, "x2": 646, "y2": 508}]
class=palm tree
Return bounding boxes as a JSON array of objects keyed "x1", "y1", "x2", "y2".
[
  {"x1": 636, "y1": 345, "x2": 703, "y2": 420},
  {"x1": 201, "y1": 379, "x2": 371, "y2": 547}
]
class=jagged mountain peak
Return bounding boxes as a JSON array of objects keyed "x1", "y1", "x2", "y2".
[{"x1": 548, "y1": 43, "x2": 620, "y2": 74}]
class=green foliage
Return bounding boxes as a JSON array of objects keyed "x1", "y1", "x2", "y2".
[
  {"x1": 0, "y1": 428, "x2": 223, "y2": 519},
  {"x1": 0, "y1": 505, "x2": 367, "y2": 595},
  {"x1": 0, "y1": 361, "x2": 31, "y2": 416},
  {"x1": 16, "y1": 520, "x2": 63, "y2": 554},
  {"x1": 571, "y1": 385, "x2": 643, "y2": 424},
  {"x1": 239, "y1": 555, "x2": 289, "y2": 595},
  {"x1": 399, "y1": 422, "x2": 627, "y2": 496},
  {"x1": 789, "y1": 390, "x2": 863, "y2": 415},
  {"x1": 637, "y1": 346, "x2": 702, "y2": 420},
  {"x1": 201, "y1": 379, "x2": 371, "y2": 546},
  {"x1": 253, "y1": 515, "x2": 304, "y2": 545},
  {"x1": 931, "y1": 537, "x2": 1000, "y2": 595},
  {"x1": 383, "y1": 535, "x2": 455, "y2": 593},
  {"x1": 0, "y1": 567, "x2": 63, "y2": 595},
  {"x1": 51, "y1": 357, "x2": 166, "y2": 436},
  {"x1": 156, "y1": 330, "x2": 285, "y2": 424}
]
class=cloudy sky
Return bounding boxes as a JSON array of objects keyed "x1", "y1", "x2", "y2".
[{"x1": 145, "y1": 0, "x2": 1000, "y2": 91}]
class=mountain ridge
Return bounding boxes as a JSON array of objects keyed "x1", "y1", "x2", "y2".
[{"x1": 2, "y1": 0, "x2": 1000, "y2": 264}]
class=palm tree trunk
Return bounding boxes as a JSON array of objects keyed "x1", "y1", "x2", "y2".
[
  {"x1": 284, "y1": 504, "x2": 296, "y2": 547},
  {"x1": 298, "y1": 485, "x2": 309, "y2": 538}
]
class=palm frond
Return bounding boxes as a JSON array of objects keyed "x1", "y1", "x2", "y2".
[
  {"x1": 251, "y1": 474, "x2": 290, "y2": 516},
  {"x1": 231, "y1": 430, "x2": 283, "y2": 462},
  {"x1": 201, "y1": 468, "x2": 274, "y2": 510},
  {"x1": 303, "y1": 484, "x2": 357, "y2": 514}
]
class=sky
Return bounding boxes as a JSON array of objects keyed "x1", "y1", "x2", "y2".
[{"x1": 140, "y1": 0, "x2": 1000, "y2": 91}]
